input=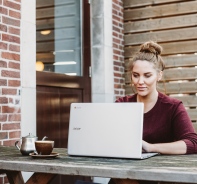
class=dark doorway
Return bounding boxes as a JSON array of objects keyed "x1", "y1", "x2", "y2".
[{"x1": 36, "y1": 0, "x2": 91, "y2": 183}]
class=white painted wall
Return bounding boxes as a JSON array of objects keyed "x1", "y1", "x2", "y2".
[
  {"x1": 20, "y1": 0, "x2": 36, "y2": 181},
  {"x1": 91, "y1": 0, "x2": 115, "y2": 104},
  {"x1": 91, "y1": 0, "x2": 112, "y2": 183}
]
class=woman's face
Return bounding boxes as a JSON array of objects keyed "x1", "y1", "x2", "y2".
[{"x1": 131, "y1": 60, "x2": 162, "y2": 97}]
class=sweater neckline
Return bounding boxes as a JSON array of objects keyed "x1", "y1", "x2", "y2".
[{"x1": 134, "y1": 92, "x2": 163, "y2": 117}]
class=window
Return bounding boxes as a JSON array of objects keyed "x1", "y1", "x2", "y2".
[{"x1": 36, "y1": 0, "x2": 83, "y2": 76}]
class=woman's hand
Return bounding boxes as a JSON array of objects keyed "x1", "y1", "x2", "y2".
[
  {"x1": 142, "y1": 140, "x2": 154, "y2": 153},
  {"x1": 142, "y1": 140, "x2": 187, "y2": 154}
]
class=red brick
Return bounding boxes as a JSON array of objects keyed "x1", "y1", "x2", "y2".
[
  {"x1": 8, "y1": 27, "x2": 20, "y2": 36},
  {"x1": 119, "y1": 12, "x2": 123, "y2": 17},
  {"x1": 113, "y1": 43, "x2": 118, "y2": 49},
  {"x1": 3, "y1": 139, "x2": 18, "y2": 146},
  {"x1": 112, "y1": 3, "x2": 120, "y2": 11},
  {"x1": 114, "y1": 72, "x2": 121, "y2": 77},
  {"x1": 113, "y1": 38, "x2": 121, "y2": 44},
  {"x1": 113, "y1": 32, "x2": 118, "y2": 37},
  {"x1": 113, "y1": 55, "x2": 119, "y2": 60},
  {"x1": 0, "y1": 6, "x2": 8, "y2": 15},
  {"x1": 0, "y1": 24, "x2": 7, "y2": 32},
  {"x1": 112, "y1": 15, "x2": 120, "y2": 22},
  {"x1": 8, "y1": 80, "x2": 20, "y2": 87},
  {"x1": 112, "y1": 20, "x2": 119, "y2": 26},
  {"x1": 2, "y1": 88, "x2": 17, "y2": 95},
  {"x1": 2, "y1": 16, "x2": 20, "y2": 27},
  {"x1": 113, "y1": 49, "x2": 121, "y2": 55},
  {"x1": 2, "y1": 106, "x2": 21, "y2": 113},
  {"x1": 114, "y1": 66, "x2": 120, "y2": 71},
  {"x1": 114, "y1": 61, "x2": 122, "y2": 66},
  {"x1": 0, "y1": 42, "x2": 7, "y2": 50},
  {"x1": 2, "y1": 123, "x2": 20, "y2": 130},
  {"x1": 119, "y1": 34, "x2": 123, "y2": 39},
  {"x1": 112, "y1": 9, "x2": 118, "y2": 15},
  {"x1": 0, "y1": 132, "x2": 8, "y2": 139},
  {"x1": 114, "y1": 84, "x2": 122, "y2": 89},
  {"x1": 119, "y1": 22, "x2": 123, "y2": 27},
  {"x1": 3, "y1": 1, "x2": 21, "y2": 10},
  {"x1": 113, "y1": 26, "x2": 120, "y2": 32},
  {"x1": 9, "y1": 9, "x2": 21, "y2": 19},
  {"x1": 0, "y1": 97, "x2": 8, "y2": 104},
  {"x1": 1, "y1": 52, "x2": 20, "y2": 61},
  {"x1": 0, "y1": 115, "x2": 7, "y2": 122},
  {"x1": 9, "y1": 130, "x2": 21, "y2": 138},
  {"x1": 114, "y1": 90, "x2": 120, "y2": 94},
  {"x1": 114, "y1": 78, "x2": 120, "y2": 83},
  {"x1": 8, "y1": 114, "x2": 21, "y2": 121},
  {"x1": 2, "y1": 34, "x2": 20, "y2": 44},
  {"x1": 8, "y1": 61, "x2": 20, "y2": 70},
  {"x1": 119, "y1": 45, "x2": 123, "y2": 50},
  {"x1": 1, "y1": 70, "x2": 20, "y2": 78},
  {"x1": 0, "y1": 79, "x2": 7, "y2": 86},
  {"x1": 9, "y1": 44, "x2": 20, "y2": 52}
]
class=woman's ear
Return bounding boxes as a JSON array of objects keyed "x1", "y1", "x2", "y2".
[{"x1": 157, "y1": 71, "x2": 163, "y2": 81}]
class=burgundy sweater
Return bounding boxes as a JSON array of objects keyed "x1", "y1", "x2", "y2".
[{"x1": 116, "y1": 92, "x2": 197, "y2": 154}]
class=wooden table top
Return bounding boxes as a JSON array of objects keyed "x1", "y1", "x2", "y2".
[{"x1": 1, "y1": 146, "x2": 197, "y2": 183}]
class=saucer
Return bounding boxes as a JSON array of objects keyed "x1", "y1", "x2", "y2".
[{"x1": 29, "y1": 152, "x2": 59, "y2": 159}]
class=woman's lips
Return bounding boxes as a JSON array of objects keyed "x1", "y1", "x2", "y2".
[{"x1": 137, "y1": 87, "x2": 147, "y2": 91}]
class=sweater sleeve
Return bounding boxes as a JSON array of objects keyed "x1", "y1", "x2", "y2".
[{"x1": 172, "y1": 102, "x2": 197, "y2": 154}]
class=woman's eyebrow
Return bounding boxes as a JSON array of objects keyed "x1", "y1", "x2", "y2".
[{"x1": 132, "y1": 72, "x2": 152, "y2": 74}]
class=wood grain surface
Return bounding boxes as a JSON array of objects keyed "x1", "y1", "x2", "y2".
[{"x1": 1, "y1": 146, "x2": 197, "y2": 183}]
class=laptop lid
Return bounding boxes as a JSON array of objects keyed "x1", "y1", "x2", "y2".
[{"x1": 67, "y1": 102, "x2": 144, "y2": 159}]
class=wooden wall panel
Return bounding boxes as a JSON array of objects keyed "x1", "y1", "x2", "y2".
[
  {"x1": 123, "y1": 0, "x2": 197, "y2": 122},
  {"x1": 125, "y1": 27, "x2": 197, "y2": 46},
  {"x1": 124, "y1": 0, "x2": 186, "y2": 8},
  {"x1": 125, "y1": 40, "x2": 197, "y2": 57},
  {"x1": 124, "y1": 1, "x2": 197, "y2": 21},
  {"x1": 124, "y1": 14, "x2": 197, "y2": 33}
]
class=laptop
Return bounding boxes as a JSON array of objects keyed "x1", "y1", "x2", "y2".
[{"x1": 67, "y1": 103, "x2": 158, "y2": 159}]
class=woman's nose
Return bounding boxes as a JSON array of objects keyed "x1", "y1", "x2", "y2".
[{"x1": 138, "y1": 77, "x2": 144, "y2": 84}]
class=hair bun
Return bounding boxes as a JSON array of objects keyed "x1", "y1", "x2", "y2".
[{"x1": 140, "y1": 41, "x2": 162, "y2": 55}]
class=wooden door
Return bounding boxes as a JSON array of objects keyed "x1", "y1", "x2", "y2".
[{"x1": 36, "y1": 0, "x2": 91, "y2": 183}]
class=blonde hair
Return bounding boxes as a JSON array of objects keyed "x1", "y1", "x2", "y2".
[{"x1": 129, "y1": 41, "x2": 165, "y2": 72}]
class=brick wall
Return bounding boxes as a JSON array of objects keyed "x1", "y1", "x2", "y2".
[
  {"x1": 112, "y1": 0, "x2": 125, "y2": 99},
  {"x1": 0, "y1": 0, "x2": 21, "y2": 183}
]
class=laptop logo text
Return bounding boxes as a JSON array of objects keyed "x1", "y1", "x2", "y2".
[{"x1": 73, "y1": 127, "x2": 81, "y2": 130}]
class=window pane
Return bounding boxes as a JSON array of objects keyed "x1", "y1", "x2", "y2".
[{"x1": 36, "y1": 0, "x2": 82, "y2": 76}]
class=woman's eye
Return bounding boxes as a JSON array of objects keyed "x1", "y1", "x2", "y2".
[
  {"x1": 145, "y1": 74, "x2": 151, "y2": 78},
  {"x1": 132, "y1": 74, "x2": 138, "y2": 78}
]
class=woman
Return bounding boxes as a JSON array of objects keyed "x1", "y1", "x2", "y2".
[{"x1": 109, "y1": 41, "x2": 197, "y2": 184}]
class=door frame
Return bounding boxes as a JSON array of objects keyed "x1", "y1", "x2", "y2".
[{"x1": 36, "y1": 0, "x2": 91, "y2": 102}]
